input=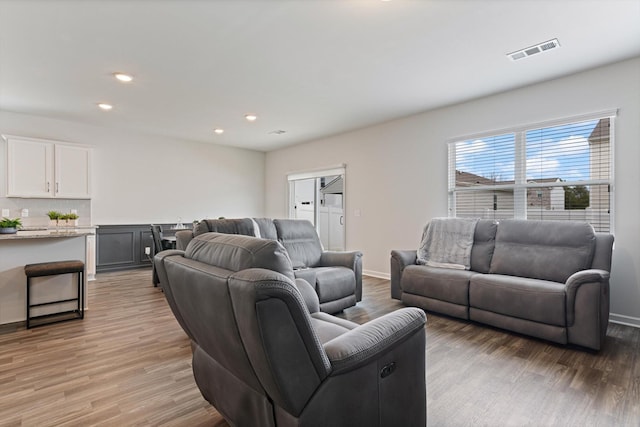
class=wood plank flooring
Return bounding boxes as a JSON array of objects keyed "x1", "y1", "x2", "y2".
[{"x1": 1, "y1": 269, "x2": 638, "y2": 426}]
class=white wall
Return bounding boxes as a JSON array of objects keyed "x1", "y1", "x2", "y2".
[
  {"x1": 265, "y1": 57, "x2": 640, "y2": 325},
  {"x1": 0, "y1": 111, "x2": 265, "y2": 224}
]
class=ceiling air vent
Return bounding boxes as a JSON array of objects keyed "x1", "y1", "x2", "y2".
[{"x1": 508, "y1": 38, "x2": 560, "y2": 61}]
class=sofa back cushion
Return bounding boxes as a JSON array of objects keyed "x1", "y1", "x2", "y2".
[
  {"x1": 186, "y1": 233, "x2": 295, "y2": 281},
  {"x1": 273, "y1": 219, "x2": 323, "y2": 268},
  {"x1": 253, "y1": 218, "x2": 279, "y2": 240},
  {"x1": 470, "y1": 219, "x2": 498, "y2": 273},
  {"x1": 163, "y1": 256, "x2": 264, "y2": 392},
  {"x1": 193, "y1": 218, "x2": 257, "y2": 238},
  {"x1": 489, "y1": 220, "x2": 596, "y2": 283}
]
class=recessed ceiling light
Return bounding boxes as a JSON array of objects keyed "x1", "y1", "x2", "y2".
[
  {"x1": 113, "y1": 72, "x2": 133, "y2": 83},
  {"x1": 97, "y1": 103, "x2": 113, "y2": 110},
  {"x1": 213, "y1": 128, "x2": 224, "y2": 134},
  {"x1": 245, "y1": 114, "x2": 258, "y2": 122}
]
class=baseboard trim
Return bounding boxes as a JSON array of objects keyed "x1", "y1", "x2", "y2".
[
  {"x1": 363, "y1": 270, "x2": 390, "y2": 280},
  {"x1": 609, "y1": 313, "x2": 640, "y2": 329}
]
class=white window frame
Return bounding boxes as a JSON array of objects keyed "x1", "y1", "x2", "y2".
[{"x1": 448, "y1": 110, "x2": 616, "y2": 232}]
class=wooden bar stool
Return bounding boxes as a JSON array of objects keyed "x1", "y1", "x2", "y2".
[{"x1": 25, "y1": 260, "x2": 85, "y2": 329}]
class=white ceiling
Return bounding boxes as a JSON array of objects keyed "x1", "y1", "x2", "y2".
[{"x1": 1, "y1": 1, "x2": 639, "y2": 152}]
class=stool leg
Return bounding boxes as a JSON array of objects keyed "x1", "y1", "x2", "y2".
[
  {"x1": 26, "y1": 276, "x2": 31, "y2": 329},
  {"x1": 79, "y1": 270, "x2": 84, "y2": 319}
]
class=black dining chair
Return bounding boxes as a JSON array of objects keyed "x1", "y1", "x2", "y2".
[
  {"x1": 150, "y1": 224, "x2": 174, "y2": 255},
  {"x1": 151, "y1": 224, "x2": 176, "y2": 287}
]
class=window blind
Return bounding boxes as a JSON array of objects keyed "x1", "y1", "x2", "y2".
[{"x1": 448, "y1": 113, "x2": 614, "y2": 232}]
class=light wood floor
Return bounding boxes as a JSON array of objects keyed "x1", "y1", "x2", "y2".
[{"x1": 1, "y1": 269, "x2": 638, "y2": 426}]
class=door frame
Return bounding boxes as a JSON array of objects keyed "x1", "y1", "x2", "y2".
[{"x1": 287, "y1": 165, "x2": 346, "y2": 248}]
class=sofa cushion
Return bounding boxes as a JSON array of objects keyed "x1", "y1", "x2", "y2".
[
  {"x1": 489, "y1": 219, "x2": 596, "y2": 283},
  {"x1": 310, "y1": 312, "x2": 358, "y2": 344},
  {"x1": 313, "y1": 267, "x2": 356, "y2": 304},
  {"x1": 470, "y1": 219, "x2": 498, "y2": 273},
  {"x1": 469, "y1": 274, "x2": 566, "y2": 326},
  {"x1": 253, "y1": 218, "x2": 278, "y2": 240},
  {"x1": 194, "y1": 218, "x2": 257, "y2": 238},
  {"x1": 186, "y1": 233, "x2": 295, "y2": 280},
  {"x1": 274, "y1": 219, "x2": 323, "y2": 268},
  {"x1": 401, "y1": 264, "x2": 476, "y2": 306}
]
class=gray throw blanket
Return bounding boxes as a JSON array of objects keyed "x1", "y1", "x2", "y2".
[{"x1": 417, "y1": 217, "x2": 479, "y2": 270}]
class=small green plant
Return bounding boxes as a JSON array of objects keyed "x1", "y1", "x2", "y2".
[
  {"x1": 47, "y1": 210, "x2": 62, "y2": 220},
  {"x1": 0, "y1": 217, "x2": 22, "y2": 228},
  {"x1": 59, "y1": 213, "x2": 79, "y2": 226}
]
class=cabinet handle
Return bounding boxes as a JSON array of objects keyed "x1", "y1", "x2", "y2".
[
  {"x1": 56, "y1": 182, "x2": 59, "y2": 194},
  {"x1": 47, "y1": 182, "x2": 50, "y2": 193}
]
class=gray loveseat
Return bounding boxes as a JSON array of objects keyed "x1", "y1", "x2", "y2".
[
  {"x1": 174, "y1": 218, "x2": 363, "y2": 313},
  {"x1": 155, "y1": 233, "x2": 427, "y2": 427},
  {"x1": 391, "y1": 219, "x2": 614, "y2": 350}
]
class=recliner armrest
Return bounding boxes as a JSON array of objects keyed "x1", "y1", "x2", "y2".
[
  {"x1": 565, "y1": 268, "x2": 610, "y2": 325},
  {"x1": 324, "y1": 307, "x2": 426, "y2": 375},
  {"x1": 154, "y1": 250, "x2": 186, "y2": 288},
  {"x1": 175, "y1": 230, "x2": 194, "y2": 250},
  {"x1": 390, "y1": 250, "x2": 417, "y2": 300},
  {"x1": 566, "y1": 269, "x2": 610, "y2": 289},
  {"x1": 391, "y1": 250, "x2": 417, "y2": 268},
  {"x1": 319, "y1": 250, "x2": 362, "y2": 269},
  {"x1": 294, "y1": 278, "x2": 320, "y2": 314}
]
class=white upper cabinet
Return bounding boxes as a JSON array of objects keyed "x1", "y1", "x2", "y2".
[
  {"x1": 54, "y1": 144, "x2": 92, "y2": 198},
  {"x1": 4, "y1": 135, "x2": 92, "y2": 199}
]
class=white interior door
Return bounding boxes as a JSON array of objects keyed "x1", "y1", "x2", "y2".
[{"x1": 288, "y1": 167, "x2": 346, "y2": 251}]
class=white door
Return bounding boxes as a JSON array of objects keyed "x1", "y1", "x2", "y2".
[
  {"x1": 291, "y1": 178, "x2": 316, "y2": 224},
  {"x1": 288, "y1": 167, "x2": 346, "y2": 251}
]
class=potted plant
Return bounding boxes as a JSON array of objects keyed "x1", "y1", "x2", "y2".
[
  {"x1": 67, "y1": 213, "x2": 79, "y2": 227},
  {"x1": 0, "y1": 217, "x2": 22, "y2": 234},
  {"x1": 47, "y1": 210, "x2": 62, "y2": 227},
  {"x1": 60, "y1": 213, "x2": 79, "y2": 227}
]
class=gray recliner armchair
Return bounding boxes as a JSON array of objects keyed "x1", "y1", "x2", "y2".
[
  {"x1": 155, "y1": 233, "x2": 426, "y2": 427},
  {"x1": 273, "y1": 219, "x2": 363, "y2": 313}
]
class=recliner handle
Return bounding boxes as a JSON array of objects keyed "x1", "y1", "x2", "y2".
[{"x1": 380, "y1": 362, "x2": 396, "y2": 378}]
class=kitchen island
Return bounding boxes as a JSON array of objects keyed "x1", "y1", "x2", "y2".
[{"x1": 0, "y1": 228, "x2": 96, "y2": 326}]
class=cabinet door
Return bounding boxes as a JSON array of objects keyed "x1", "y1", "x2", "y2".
[
  {"x1": 6, "y1": 138, "x2": 54, "y2": 197},
  {"x1": 55, "y1": 144, "x2": 92, "y2": 198}
]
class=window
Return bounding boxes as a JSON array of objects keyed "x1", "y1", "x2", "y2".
[{"x1": 448, "y1": 111, "x2": 615, "y2": 232}]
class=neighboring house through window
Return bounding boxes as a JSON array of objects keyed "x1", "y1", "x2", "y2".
[{"x1": 448, "y1": 111, "x2": 615, "y2": 232}]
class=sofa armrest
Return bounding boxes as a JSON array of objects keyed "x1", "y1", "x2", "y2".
[
  {"x1": 175, "y1": 230, "x2": 194, "y2": 250},
  {"x1": 319, "y1": 250, "x2": 362, "y2": 269},
  {"x1": 390, "y1": 250, "x2": 417, "y2": 300},
  {"x1": 294, "y1": 278, "x2": 320, "y2": 314},
  {"x1": 153, "y1": 250, "x2": 186, "y2": 286},
  {"x1": 324, "y1": 307, "x2": 426, "y2": 375},
  {"x1": 565, "y1": 269, "x2": 609, "y2": 325},
  {"x1": 565, "y1": 269, "x2": 610, "y2": 350},
  {"x1": 319, "y1": 251, "x2": 364, "y2": 302}
]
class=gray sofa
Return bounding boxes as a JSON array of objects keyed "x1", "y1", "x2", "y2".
[
  {"x1": 174, "y1": 218, "x2": 363, "y2": 313},
  {"x1": 391, "y1": 219, "x2": 614, "y2": 351},
  {"x1": 155, "y1": 233, "x2": 427, "y2": 427}
]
